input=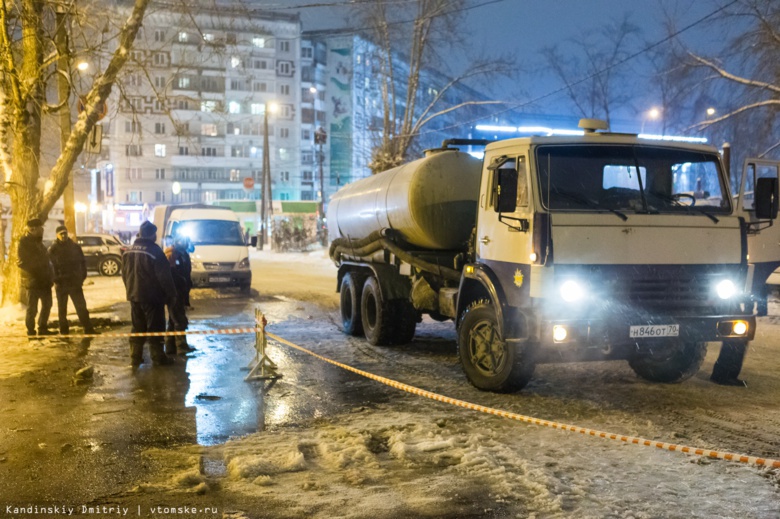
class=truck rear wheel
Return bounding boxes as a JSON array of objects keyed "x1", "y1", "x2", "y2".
[
  {"x1": 340, "y1": 273, "x2": 363, "y2": 336},
  {"x1": 628, "y1": 341, "x2": 707, "y2": 383},
  {"x1": 361, "y1": 276, "x2": 395, "y2": 346},
  {"x1": 391, "y1": 300, "x2": 418, "y2": 345},
  {"x1": 458, "y1": 303, "x2": 535, "y2": 392}
]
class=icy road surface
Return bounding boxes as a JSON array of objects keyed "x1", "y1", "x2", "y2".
[{"x1": 0, "y1": 248, "x2": 778, "y2": 518}]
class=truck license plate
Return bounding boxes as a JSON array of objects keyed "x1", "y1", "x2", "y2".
[
  {"x1": 210, "y1": 276, "x2": 230, "y2": 283},
  {"x1": 629, "y1": 324, "x2": 679, "y2": 338}
]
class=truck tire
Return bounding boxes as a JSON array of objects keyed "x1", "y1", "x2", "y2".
[
  {"x1": 340, "y1": 273, "x2": 363, "y2": 336},
  {"x1": 628, "y1": 341, "x2": 707, "y2": 383},
  {"x1": 458, "y1": 303, "x2": 535, "y2": 392},
  {"x1": 391, "y1": 300, "x2": 418, "y2": 345},
  {"x1": 361, "y1": 276, "x2": 394, "y2": 346}
]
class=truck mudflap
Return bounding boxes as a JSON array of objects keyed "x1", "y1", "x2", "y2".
[{"x1": 534, "y1": 314, "x2": 755, "y2": 360}]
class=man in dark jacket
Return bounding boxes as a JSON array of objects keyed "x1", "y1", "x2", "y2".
[
  {"x1": 164, "y1": 235, "x2": 194, "y2": 355},
  {"x1": 48, "y1": 226, "x2": 96, "y2": 335},
  {"x1": 17, "y1": 218, "x2": 54, "y2": 336},
  {"x1": 121, "y1": 221, "x2": 177, "y2": 366}
]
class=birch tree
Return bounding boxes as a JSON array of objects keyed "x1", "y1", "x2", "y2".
[
  {"x1": 359, "y1": 0, "x2": 513, "y2": 173},
  {"x1": 0, "y1": 0, "x2": 151, "y2": 304}
]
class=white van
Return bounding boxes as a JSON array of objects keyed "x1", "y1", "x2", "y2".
[{"x1": 153, "y1": 205, "x2": 251, "y2": 293}]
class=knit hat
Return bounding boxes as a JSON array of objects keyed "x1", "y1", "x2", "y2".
[
  {"x1": 139, "y1": 220, "x2": 157, "y2": 238},
  {"x1": 56, "y1": 225, "x2": 68, "y2": 234},
  {"x1": 26, "y1": 218, "x2": 43, "y2": 228}
]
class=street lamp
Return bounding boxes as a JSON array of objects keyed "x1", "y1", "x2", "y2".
[
  {"x1": 259, "y1": 102, "x2": 278, "y2": 250},
  {"x1": 315, "y1": 126, "x2": 328, "y2": 246},
  {"x1": 706, "y1": 107, "x2": 716, "y2": 117},
  {"x1": 641, "y1": 107, "x2": 661, "y2": 133}
]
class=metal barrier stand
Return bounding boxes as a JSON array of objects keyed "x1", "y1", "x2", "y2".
[{"x1": 244, "y1": 308, "x2": 281, "y2": 381}]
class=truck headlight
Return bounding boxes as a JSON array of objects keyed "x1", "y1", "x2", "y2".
[
  {"x1": 716, "y1": 279, "x2": 737, "y2": 300},
  {"x1": 191, "y1": 260, "x2": 204, "y2": 270},
  {"x1": 237, "y1": 258, "x2": 250, "y2": 270},
  {"x1": 560, "y1": 280, "x2": 585, "y2": 303}
]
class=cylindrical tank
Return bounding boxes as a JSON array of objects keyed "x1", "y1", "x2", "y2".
[{"x1": 327, "y1": 150, "x2": 482, "y2": 250}]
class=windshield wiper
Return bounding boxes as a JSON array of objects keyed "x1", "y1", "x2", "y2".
[
  {"x1": 645, "y1": 193, "x2": 719, "y2": 223},
  {"x1": 552, "y1": 189, "x2": 628, "y2": 221}
]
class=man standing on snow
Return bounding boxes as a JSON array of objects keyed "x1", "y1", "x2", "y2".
[
  {"x1": 164, "y1": 235, "x2": 194, "y2": 355},
  {"x1": 48, "y1": 225, "x2": 96, "y2": 335},
  {"x1": 17, "y1": 218, "x2": 54, "y2": 337},
  {"x1": 121, "y1": 221, "x2": 177, "y2": 366}
]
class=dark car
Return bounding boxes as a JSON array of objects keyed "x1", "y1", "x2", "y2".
[{"x1": 75, "y1": 233, "x2": 127, "y2": 276}]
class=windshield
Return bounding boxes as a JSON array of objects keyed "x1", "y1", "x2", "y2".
[
  {"x1": 536, "y1": 144, "x2": 731, "y2": 215},
  {"x1": 170, "y1": 220, "x2": 245, "y2": 246}
]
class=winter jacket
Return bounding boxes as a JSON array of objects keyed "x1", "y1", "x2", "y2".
[
  {"x1": 17, "y1": 233, "x2": 53, "y2": 289},
  {"x1": 121, "y1": 237, "x2": 177, "y2": 306},
  {"x1": 48, "y1": 238, "x2": 87, "y2": 287},
  {"x1": 164, "y1": 245, "x2": 193, "y2": 302}
]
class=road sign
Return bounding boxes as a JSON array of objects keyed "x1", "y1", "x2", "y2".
[
  {"x1": 77, "y1": 97, "x2": 108, "y2": 121},
  {"x1": 85, "y1": 125, "x2": 102, "y2": 154},
  {"x1": 243, "y1": 177, "x2": 255, "y2": 189}
]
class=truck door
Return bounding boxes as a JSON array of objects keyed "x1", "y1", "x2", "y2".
[
  {"x1": 737, "y1": 159, "x2": 780, "y2": 307},
  {"x1": 477, "y1": 153, "x2": 533, "y2": 305}
]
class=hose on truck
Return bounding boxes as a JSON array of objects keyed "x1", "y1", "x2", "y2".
[{"x1": 329, "y1": 229, "x2": 462, "y2": 282}]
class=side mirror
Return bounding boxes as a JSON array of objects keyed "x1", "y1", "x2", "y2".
[
  {"x1": 755, "y1": 177, "x2": 778, "y2": 220},
  {"x1": 493, "y1": 168, "x2": 518, "y2": 213}
]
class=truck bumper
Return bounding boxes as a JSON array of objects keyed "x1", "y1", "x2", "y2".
[
  {"x1": 192, "y1": 270, "x2": 251, "y2": 288},
  {"x1": 531, "y1": 314, "x2": 755, "y2": 361}
]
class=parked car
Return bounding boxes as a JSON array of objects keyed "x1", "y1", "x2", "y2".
[{"x1": 75, "y1": 233, "x2": 127, "y2": 276}]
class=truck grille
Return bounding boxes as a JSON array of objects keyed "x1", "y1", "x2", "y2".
[
  {"x1": 203, "y1": 262, "x2": 235, "y2": 271},
  {"x1": 606, "y1": 276, "x2": 715, "y2": 307}
]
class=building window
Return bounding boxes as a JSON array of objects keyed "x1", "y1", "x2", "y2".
[
  {"x1": 153, "y1": 53, "x2": 167, "y2": 66},
  {"x1": 301, "y1": 191, "x2": 313, "y2": 201},
  {"x1": 281, "y1": 171, "x2": 290, "y2": 182},
  {"x1": 155, "y1": 168, "x2": 165, "y2": 179},
  {"x1": 279, "y1": 128, "x2": 289, "y2": 139},
  {"x1": 302, "y1": 129, "x2": 311, "y2": 140},
  {"x1": 253, "y1": 82, "x2": 267, "y2": 92},
  {"x1": 203, "y1": 33, "x2": 214, "y2": 42},
  {"x1": 201, "y1": 147, "x2": 217, "y2": 157},
  {"x1": 302, "y1": 170, "x2": 313, "y2": 181},
  {"x1": 154, "y1": 144, "x2": 166, "y2": 157},
  {"x1": 230, "y1": 79, "x2": 244, "y2": 91},
  {"x1": 279, "y1": 192, "x2": 290, "y2": 200},
  {"x1": 178, "y1": 31, "x2": 188, "y2": 43},
  {"x1": 125, "y1": 144, "x2": 142, "y2": 157},
  {"x1": 252, "y1": 37, "x2": 265, "y2": 48},
  {"x1": 278, "y1": 62, "x2": 291, "y2": 75},
  {"x1": 154, "y1": 30, "x2": 165, "y2": 42},
  {"x1": 253, "y1": 59, "x2": 267, "y2": 70},
  {"x1": 154, "y1": 76, "x2": 166, "y2": 88},
  {"x1": 228, "y1": 101, "x2": 241, "y2": 114},
  {"x1": 230, "y1": 56, "x2": 242, "y2": 69},
  {"x1": 154, "y1": 122, "x2": 165, "y2": 134},
  {"x1": 301, "y1": 151, "x2": 313, "y2": 164},
  {"x1": 250, "y1": 103, "x2": 263, "y2": 115},
  {"x1": 201, "y1": 123, "x2": 218, "y2": 136},
  {"x1": 230, "y1": 169, "x2": 240, "y2": 181},
  {"x1": 280, "y1": 84, "x2": 290, "y2": 96},
  {"x1": 280, "y1": 105, "x2": 291, "y2": 118},
  {"x1": 279, "y1": 40, "x2": 290, "y2": 53},
  {"x1": 177, "y1": 99, "x2": 189, "y2": 110},
  {"x1": 302, "y1": 47, "x2": 313, "y2": 59},
  {"x1": 201, "y1": 101, "x2": 217, "y2": 113},
  {"x1": 231, "y1": 146, "x2": 245, "y2": 158},
  {"x1": 125, "y1": 168, "x2": 142, "y2": 180},
  {"x1": 127, "y1": 191, "x2": 143, "y2": 202},
  {"x1": 178, "y1": 77, "x2": 190, "y2": 89},
  {"x1": 155, "y1": 191, "x2": 166, "y2": 202},
  {"x1": 179, "y1": 146, "x2": 189, "y2": 156},
  {"x1": 124, "y1": 120, "x2": 138, "y2": 133}
]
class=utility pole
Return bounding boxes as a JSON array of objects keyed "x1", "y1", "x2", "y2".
[
  {"x1": 260, "y1": 106, "x2": 273, "y2": 249},
  {"x1": 55, "y1": 6, "x2": 76, "y2": 235},
  {"x1": 315, "y1": 126, "x2": 328, "y2": 245}
]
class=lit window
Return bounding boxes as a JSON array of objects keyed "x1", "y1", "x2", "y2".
[
  {"x1": 201, "y1": 101, "x2": 216, "y2": 113},
  {"x1": 250, "y1": 103, "x2": 263, "y2": 115},
  {"x1": 178, "y1": 77, "x2": 190, "y2": 88},
  {"x1": 178, "y1": 32, "x2": 188, "y2": 42},
  {"x1": 154, "y1": 144, "x2": 166, "y2": 157},
  {"x1": 201, "y1": 123, "x2": 217, "y2": 136},
  {"x1": 228, "y1": 101, "x2": 241, "y2": 114},
  {"x1": 253, "y1": 37, "x2": 265, "y2": 48},
  {"x1": 231, "y1": 56, "x2": 241, "y2": 69},
  {"x1": 203, "y1": 33, "x2": 214, "y2": 42}
]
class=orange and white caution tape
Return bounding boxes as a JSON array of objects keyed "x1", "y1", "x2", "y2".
[
  {"x1": 267, "y1": 331, "x2": 780, "y2": 470},
  {"x1": 11, "y1": 327, "x2": 261, "y2": 339}
]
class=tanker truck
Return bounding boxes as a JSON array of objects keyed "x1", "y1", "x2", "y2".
[{"x1": 327, "y1": 119, "x2": 779, "y2": 392}]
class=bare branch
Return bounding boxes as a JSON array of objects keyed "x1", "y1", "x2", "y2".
[{"x1": 688, "y1": 52, "x2": 780, "y2": 94}]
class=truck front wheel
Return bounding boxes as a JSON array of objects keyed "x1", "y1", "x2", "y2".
[
  {"x1": 458, "y1": 303, "x2": 535, "y2": 392},
  {"x1": 628, "y1": 341, "x2": 707, "y2": 383},
  {"x1": 340, "y1": 273, "x2": 363, "y2": 336}
]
